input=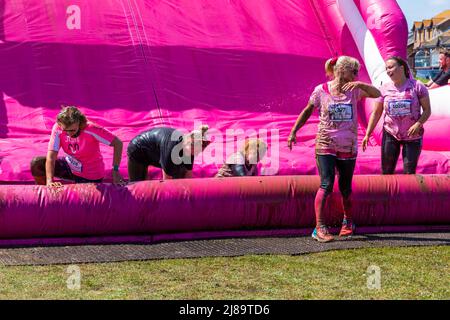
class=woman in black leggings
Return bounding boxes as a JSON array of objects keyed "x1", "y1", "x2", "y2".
[{"x1": 362, "y1": 57, "x2": 431, "y2": 174}]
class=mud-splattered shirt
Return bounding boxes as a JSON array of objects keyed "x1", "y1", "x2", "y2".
[
  {"x1": 377, "y1": 79, "x2": 429, "y2": 141},
  {"x1": 309, "y1": 82, "x2": 360, "y2": 159}
]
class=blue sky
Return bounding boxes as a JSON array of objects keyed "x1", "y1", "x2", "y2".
[{"x1": 396, "y1": 0, "x2": 449, "y2": 30}]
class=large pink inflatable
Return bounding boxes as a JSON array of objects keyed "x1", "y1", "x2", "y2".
[
  {"x1": 0, "y1": 0, "x2": 448, "y2": 244},
  {"x1": 0, "y1": 175, "x2": 449, "y2": 246},
  {"x1": 1, "y1": 0, "x2": 449, "y2": 181}
]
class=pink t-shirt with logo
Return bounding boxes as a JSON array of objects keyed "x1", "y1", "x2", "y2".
[
  {"x1": 48, "y1": 122, "x2": 115, "y2": 180},
  {"x1": 377, "y1": 79, "x2": 429, "y2": 141},
  {"x1": 309, "y1": 82, "x2": 360, "y2": 159}
]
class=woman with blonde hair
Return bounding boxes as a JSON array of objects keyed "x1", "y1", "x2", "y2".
[
  {"x1": 216, "y1": 139, "x2": 267, "y2": 177},
  {"x1": 288, "y1": 56, "x2": 381, "y2": 242},
  {"x1": 31, "y1": 106, "x2": 124, "y2": 186}
]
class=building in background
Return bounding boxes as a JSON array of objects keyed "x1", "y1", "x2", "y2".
[{"x1": 408, "y1": 10, "x2": 450, "y2": 79}]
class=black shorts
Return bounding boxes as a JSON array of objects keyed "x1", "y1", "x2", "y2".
[{"x1": 127, "y1": 140, "x2": 160, "y2": 167}]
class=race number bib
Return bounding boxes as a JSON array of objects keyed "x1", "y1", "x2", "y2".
[
  {"x1": 65, "y1": 155, "x2": 83, "y2": 173},
  {"x1": 387, "y1": 99, "x2": 412, "y2": 116},
  {"x1": 328, "y1": 104, "x2": 353, "y2": 122}
]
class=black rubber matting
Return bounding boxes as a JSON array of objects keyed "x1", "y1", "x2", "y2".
[{"x1": 0, "y1": 232, "x2": 448, "y2": 266}]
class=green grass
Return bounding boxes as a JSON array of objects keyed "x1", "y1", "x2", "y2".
[
  {"x1": 0, "y1": 246, "x2": 448, "y2": 299},
  {"x1": 415, "y1": 77, "x2": 428, "y2": 84}
]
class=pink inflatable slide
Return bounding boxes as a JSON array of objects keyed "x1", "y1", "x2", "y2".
[{"x1": 0, "y1": 0, "x2": 449, "y2": 245}]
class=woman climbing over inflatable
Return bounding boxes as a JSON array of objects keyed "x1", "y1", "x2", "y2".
[
  {"x1": 127, "y1": 125, "x2": 211, "y2": 181},
  {"x1": 362, "y1": 56, "x2": 431, "y2": 174},
  {"x1": 288, "y1": 56, "x2": 381, "y2": 242},
  {"x1": 30, "y1": 106, "x2": 125, "y2": 186},
  {"x1": 215, "y1": 138, "x2": 267, "y2": 177}
]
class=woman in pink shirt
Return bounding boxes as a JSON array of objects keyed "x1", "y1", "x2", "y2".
[
  {"x1": 362, "y1": 57, "x2": 431, "y2": 174},
  {"x1": 288, "y1": 56, "x2": 381, "y2": 242},
  {"x1": 31, "y1": 106, "x2": 125, "y2": 186}
]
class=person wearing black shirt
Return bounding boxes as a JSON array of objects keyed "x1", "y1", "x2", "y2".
[
  {"x1": 127, "y1": 125, "x2": 210, "y2": 181},
  {"x1": 426, "y1": 51, "x2": 450, "y2": 89}
]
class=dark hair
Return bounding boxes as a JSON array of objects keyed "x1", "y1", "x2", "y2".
[
  {"x1": 387, "y1": 56, "x2": 410, "y2": 78},
  {"x1": 57, "y1": 105, "x2": 87, "y2": 127}
]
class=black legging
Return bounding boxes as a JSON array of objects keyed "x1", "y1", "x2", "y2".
[
  {"x1": 30, "y1": 156, "x2": 103, "y2": 183},
  {"x1": 127, "y1": 157, "x2": 149, "y2": 182},
  {"x1": 316, "y1": 154, "x2": 356, "y2": 198},
  {"x1": 381, "y1": 130, "x2": 422, "y2": 174}
]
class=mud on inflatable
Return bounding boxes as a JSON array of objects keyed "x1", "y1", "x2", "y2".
[{"x1": 0, "y1": 0, "x2": 449, "y2": 245}]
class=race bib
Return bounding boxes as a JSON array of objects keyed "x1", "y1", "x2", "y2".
[
  {"x1": 387, "y1": 99, "x2": 412, "y2": 116},
  {"x1": 328, "y1": 103, "x2": 353, "y2": 122},
  {"x1": 65, "y1": 155, "x2": 83, "y2": 173}
]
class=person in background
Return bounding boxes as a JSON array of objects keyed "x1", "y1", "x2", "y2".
[{"x1": 426, "y1": 51, "x2": 450, "y2": 88}]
